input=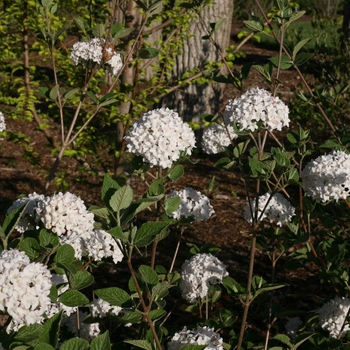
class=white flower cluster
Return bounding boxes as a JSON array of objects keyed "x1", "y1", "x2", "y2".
[
  {"x1": 201, "y1": 124, "x2": 237, "y2": 154},
  {"x1": 8, "y1": 192, "x2": 124, "y2": 262},
  {"x1": 168, "y1": 326, "x2": 223, "y2": 350},
  {"x1": 71, "y1": 38, "x2": 123, "y2": 76},
  {"x1": 180, "y1": 253, "x2": 228, "y2": 303},
  {"x1": 224, "y1": 88, "x2": 290, "y2": 132},
  {"x1": 61, "y1": 310, "x2": 100, "y2": 341},
  {"x1": 285, "y1": 317, "x2": 302, "y2": 340},
  {"x1": 166, "y1": 187, "x2": 214, "y2": 222},
  {"x1": 0, "y1": 249, "x2": 52, "y2": 333},
  {"x1": 124, "y1": 108, "x2": 196, "y2": 169},
  {"x1": 91, "y1": 298, "x2": 122, "y2": 318},
  {"x1": 317, "y1": 296, "x2": 350, "y2": 338},
  {"x1": 0, "y1": 111, "x2": 6, "y2": 132},
  {"x1": 301, "y1": 150, "x2": 350, "y2": 202},
  {"x1": 243, "y1": 192, "x2": 295, "y2": 227},
  {"x1": 7, "y1": 192, "x2": 45, "y2": 233}
]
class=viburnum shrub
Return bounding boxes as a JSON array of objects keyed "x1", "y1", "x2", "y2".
[{"x1": 3, "y1": 0, "x2": 350, "y2": 349}]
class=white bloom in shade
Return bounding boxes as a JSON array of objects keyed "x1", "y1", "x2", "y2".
[
  {"x1": 0, "y1": 112, "x2": 6, "y2": 132},
  {"x1": 180, "y1": 253, "x2": 228, "y2": 303},
  {"x1": 168, "y1": 326, "x2": 223, "y2": 350},
  {"x1": 166, "y1": 187, "x2": 214, "y2": 222},
  {"x1": 0, "y1": 249, "x2": 52, "y2": 333},
  {"x1": 301, "y1": 150, "x2": 350, "y2": 203},
  {"x1": 201, "y1": 124, "x2": 237, "y2": 154},
  {"x1": 70, "y1": 38, "x2": 122, "y2": 76},
  {"x1": 0, "y1": 343, "x2": 5, "y2": 350},
  {"x1": 91, "y1": 298, "x2": 122, "y2": 318},
  {"x1": 285, "y1": 317, "x2": 302, "y2": 340},
  {"x1": 317, "y1": 296, "x2": 350, "y2": 338},
  {"x1": 61, "y1": 310, "x2": 100, "y2": 341},
  {"x1": 124, "y1": 108, "x2": 196, "y2": 169},
  {"x1": 224, "y1": 88, "x2": 290, "y2": 132},
  {"x1": 7, "y1": 192, "x2": 45, "y2": 233},
  {"x1": 243, "y1": 192, "x2": 295, "y2": 227}
]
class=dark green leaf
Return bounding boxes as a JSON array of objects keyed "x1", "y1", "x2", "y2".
[
  {"x1": 294, "y1": 52, "x2": 313, "y2": 66},
  {"x1": 70, "y1": 270, "x2": 94, "y2": 290},
  {"x1": 60, "y1": 338, "x2": 90, "y2": 350},
  {"x1": 59, "y1": 290, "x2": 89, "y2": 307},
  {"x1": 113, "y1": 27, "x2": 134, "y2": 40},
  {"x1": 138, "y1": 48, "x2": 160, "y2": 59},
  {"x1": 49, "y1": 85, "x2": 59, "y2": 100},
  {"x1": 64, "y1": 88, "x2": 80, "y2": 100},
  {"x1": 102, "y1": 174, "x2": 120, "y2": 207},
  {"x1": 19, "y1": 237, "x2": 40, "y2": 260},
  {"x1": 92, "y1": 23, "x2": 105, "y2": 38},
  {"x1": 14, "y1": 324, "x2": 42, "y2": 342},
  {"x1": 38, "y1": 87, "x2": 50, "y2": 99},
  {"x1": 148, "y1": 178, "x2": 164, "y2": 196},
  {"x1": 39, "y1": 312, "x2": 62, "y2": 347},
  {"x1": 292, "y1": 38, "x2": 311, "y2": 61},
  {"x1": 149, "y1": 309, "x2": 166, "y2": 321},
  {"x1": 39, "y1": 229, "x2": 59, "y2": 248},
  {"x1": 109, "y1": 185, "x2": 133, "y2": 213},
  {"x1": 91, "y1": 331, "x2": 111, "y2": 350},
  {"x1": 139, "y1": 265, "x2": 159, "y2": 286},
  {"x1": 54, "y1": 244, "x2": 75, "y2": 265},
  {"x1": 74, "y1": 17, "x2": 87, "y2": 34},
  {"x1": 269, "y1": 55, "x2": 292, "y2": 70},
  {"x1": 94, "y1": 287, "x2": 132, "y2": 307},
  {"x1": 134, "y1": 221, "x2": 173, "y2": 247},
  {"x1": 33, "y1": 344, "x2": 55, "y2": 350},
  {"x1": 86, "y1": 91, "x2": 99, "y2": 104},
  {"x1": 124, "y1": 340, "x2": 153, "y2": 350},
  {"x1": 244, "y1": 19, "x2": 264, "y2": 32}
]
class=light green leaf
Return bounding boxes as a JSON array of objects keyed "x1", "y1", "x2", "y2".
[
  {"x1": 86, "y1": 91, "x2": 99, "y2": 104},
  {"x1": 49, "y1": 85, "x2": 59, "y2": 100},
  {"x1": 74, "y1": 17, "x2": 87, "y2": 35},
  {"x1": 64, "y1": 88, "x2": 80, "y2": 100},
  {"x1": 92, "y1": 23, "x2": 105, "y2": 38},
  {"x1": 167, "y1": 164, "x2": 184, "y2": 182},
  {"x1": 113, "y1": 27, "x2": 134, "y2": 40},
  {"x1": 269, "y1": 55, "x2": 293, "y2": 70},
  {"x1": 292, "y1": 38, "x2": 311, "y2": 61},
  {"x1": 164, "y1": 197, "x2": 180, "y2": 215},
  {"x1": 109, "y1": 185, "x2": 133, "y2": 212},
  {"x1": 149, "y1": 309, "x2": 166, "y2": 321},
  {"x1": 243, "y1": 19, "x2": 263, "y2": 32}
]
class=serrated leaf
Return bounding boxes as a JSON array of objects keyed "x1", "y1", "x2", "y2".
[
  {"x1": 70, "y1": 270, "x2": 94, "y2": 290},
  {"x1": 19, "y1": 237, "x2": 40, "y2": 259},
  {"x1": 14, "y1": 324, "x2": 42, "y2": 342},
  {"x1": 94, "y1": 287, "x2": 132, "y2": 307},
  {"x1": 109, "y1": 185, "x2": 133, "y2": 213},
  {"x1": 269, "y1": 55, "x2": 292, "y2": 70},
  {"x1": 49, "y1": 85, "x2": 59, "y2": 100},
  {"x1": 54, "y1": 244, "x2": 75, "y2": 265},
  {"x1": 138, "y1": 47, "x2": 160, "y2": 59},
  {"x1": 292, "y1": 38, "x2": 311, "y2": 61},
  {"x1": 39, "y1": 312, "x2": 62, "y2": 348},
  {"x1": 59, "y1": 290, "x2": 89, "y2": 307},
  {"x1": 139, "y1": 265, "x2": 158, "y2": 286},
  {"x1": 134, "y1": 221, "x2": 173, "y2": 247},
  {"x1": 91, "y1": 331, "x2": 111, "y2": 350},
  {"x1": 124, "y1": 340, "x2": 153, "y2": 350},
  {"x1": 60, "y1": 338, "x2": 90, "y2": 350},
  {"x1": 39, "y1": 229, "x2": 59, "y2": 248},
  {"x1": 167, "y1": 164, "x2": 184, "y2": 182},
  {"x1": 164, "y1": 197, "x2": 180, "y2": 215}
]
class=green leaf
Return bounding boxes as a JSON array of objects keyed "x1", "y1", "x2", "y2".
[
  {"x1": 54, "y1": 244, "x2": 75, "y2": 265},
  {"x1": 285, "y1": 10, "x2": 306, "y2": 27},
  {"x1": 213, "y1": 18, "x2": 226, "y2": 32},
  {"x1": 167, "y1": 164, "x2": 184, "y2": 182},
  {"x1": 70, "y1": 270, "x2": 94, "y2": 290},
  {"x1": 102, "y1": 174, "x2": 120, "y2": 206},
  {"x1": 292, "y1": 38, "x2": 311, "y2": 61},
  {"x1": 49, "y1": 85, "x2": 59, "y2": 100},
  {"x1": 148, "y1": 178, "x2": 164, "y2": 196},
  {"x1": 134, "y1": 221, "x2": 173, "y2": 247},
  {"x1": 124, "y1": 340, "x2": 153, "y2": 350},
  {"x1": 244, "y1": 19, "x2": 264, "y2": 32},
  {"x1": 2, "y1": 202, "x2": 30, "y2": 237},
  {"x1": 92, "y1": 23, "x2": 105, "y2": 38},
  {"x1": 86, "y1": 91, "x2": 99, "y2": 104},
  {"x1": 269, "y1": 55, "x2": 293, "y2": 70},
  {"x1": 222, "y1": 276, "x2": 245, "y2": 294},
  {"x1": 38, "y1": 87, "x2": 50, "y2": 99},
  {"x1": 64, "y1": 88, "x2": 80, "y2": 100},
  {"x1": 120, "y1": 311, "x2": 142, "y2": 324},
  {"x1": 182, "y1": 346, "x2": 207, "y2": 350},
  {"x1": 74, "y1": 17, "x2": 87, "y2": 35},
  {"x1": 94, "y1": 287, "x2": 132, "y2": 307},
  {"x1": 149, "y1": 309, "x2": 166, "y2": 321},
  {"x1": 294, "y1": 332, "x2": 315, "y2": 348},
  {"x1": 139, "y1": 265, "x2": 159, "y2": 286},
  {"x1": 33, "y1": 344, "x2": 55, "y2": 350},
  {"x1": 138, "y1": 47, "x2": 160, "y2": 59},
  {"x1": 294, "y1": 52, "x2": 313, "y2": 66},
  {"x1": 91, "y1": 331, "x2": 111, "y2": 350},
  {"x1": 253, "y1": 64, "x2": 271, "y2": 81},
  {"x1": 113, "y1": 27, "x2": 134, "y2": 40},
  {"x1": 60, "y1": 338, "x2": 90, "y2": 350},
  {"x1": 39, "y1": 229, "x2": 59, "y2": 248},
  {"x1": 320, "y1": 139, "x2": 341, "y2": 149},
  {"x1": 19, "y1": 237, "x2": 40, "y2": 260},
  {"x1": 273, "y1": 334, "x2": 292, "y2": 346},
  {"x1": 164, "y1": 197, "x2": 180, "y2": 215},
  {"x1": 39, "y1": 312, "x2": 62, "y2": 348},
  {"x1": 109, "y1": 185, "x2": 133, "y2": 213},
  {"x1": 14, "y1": 324, "x2": 42, "y2": 342},
  {"x1": 99, "y1": 99, "x2": 118, "y2": 107},
  {"x1": 59, "y1": 290, "x2": 89, "y2": 307}
]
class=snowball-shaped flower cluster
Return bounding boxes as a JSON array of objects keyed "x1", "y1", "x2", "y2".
[
  {"x1": 7, "y1": 192, "x2": 45, "y2": 233},
  {"x1": 0, "y1": 249, "x2": 52, "y2": 333},
  {"x1": 224, "y1": 88, "x2": 290, "y2": 132},
  {"x1": 285, "y1": 317, "x2": 302, "y2": 340},
  {"x1": 317, "y1": 296, "x2": 350, "y2": 338},
  {"x1": 243, "y1": 192, "x2": 295, "y2": 227},
  {"x1": 124, "y1": 108, "x2": 196, "y2": 169},
  {"x1": 180, "y1": 253, "x2": 228, "y2": 303},
  {"x1": 301, "y1": 150, "x2": 350, "y2": 202},
  {"x1": 201, "y1": 124, "x2": 237, "y2": 154},
  {"x1": 91, "y1": 298, "x2": 122, "y2": 318},
  {"x1": 166, "y1": 187, "x2": 214, "y2": 222},
  {"x1": 168, "y1": 326, "x2": 223, "y2": 350},
  {"x1": 71, "y1": 38, "x2": 123, "y2": 76},
  {"x1": 0, "y1": 112, "x2": 6, "y2": 132},
  {"x1": 61, "y1": 310, "x2": 100, "y2": 341},
  {"x1": 8, "y1": 192, "x2": 124, "y2": 262}
]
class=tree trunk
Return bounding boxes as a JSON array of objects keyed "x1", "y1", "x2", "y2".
[{"x1": 160, "y1": 0, "x2": 234, "y2": 122}]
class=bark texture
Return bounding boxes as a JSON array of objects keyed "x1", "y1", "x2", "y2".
[{"x1": 161, "y1": 0, "x2": 234, "y2": 122}]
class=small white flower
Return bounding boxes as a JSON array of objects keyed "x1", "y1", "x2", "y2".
[
  {"x1": 0, "y1": 112, "x2": 6, "y2": 132},
  {"x1": 243, "y1": 192, "x2": 295, "y2": 227},
  {"x1": 168, "y1": 326, "x2": 223, "y2": 350},
  {"x1": 317, "y1": 296, "x2": 350, "y2": 338},
  {"x1": 301, "y1": 150, "x2": 350, "y2": 202},
  {"x1": 224, "y1": 88, "x2": 290, "y2": 132},
  {"x1": 166, "y1": 187, "x2": 214, "y2": 222},
  {"x1": 180, "y1": 253, "x2": 228, "y2": 303},
  {"x1": 124, "y1": 108, "x2": 196, "y2": 169},
  {"x1": 201, "y1": 124, "x2": 237, "y2": 154},
  {"x1": 91, "y1": 298, "x2": 122, "y2": 318}
]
